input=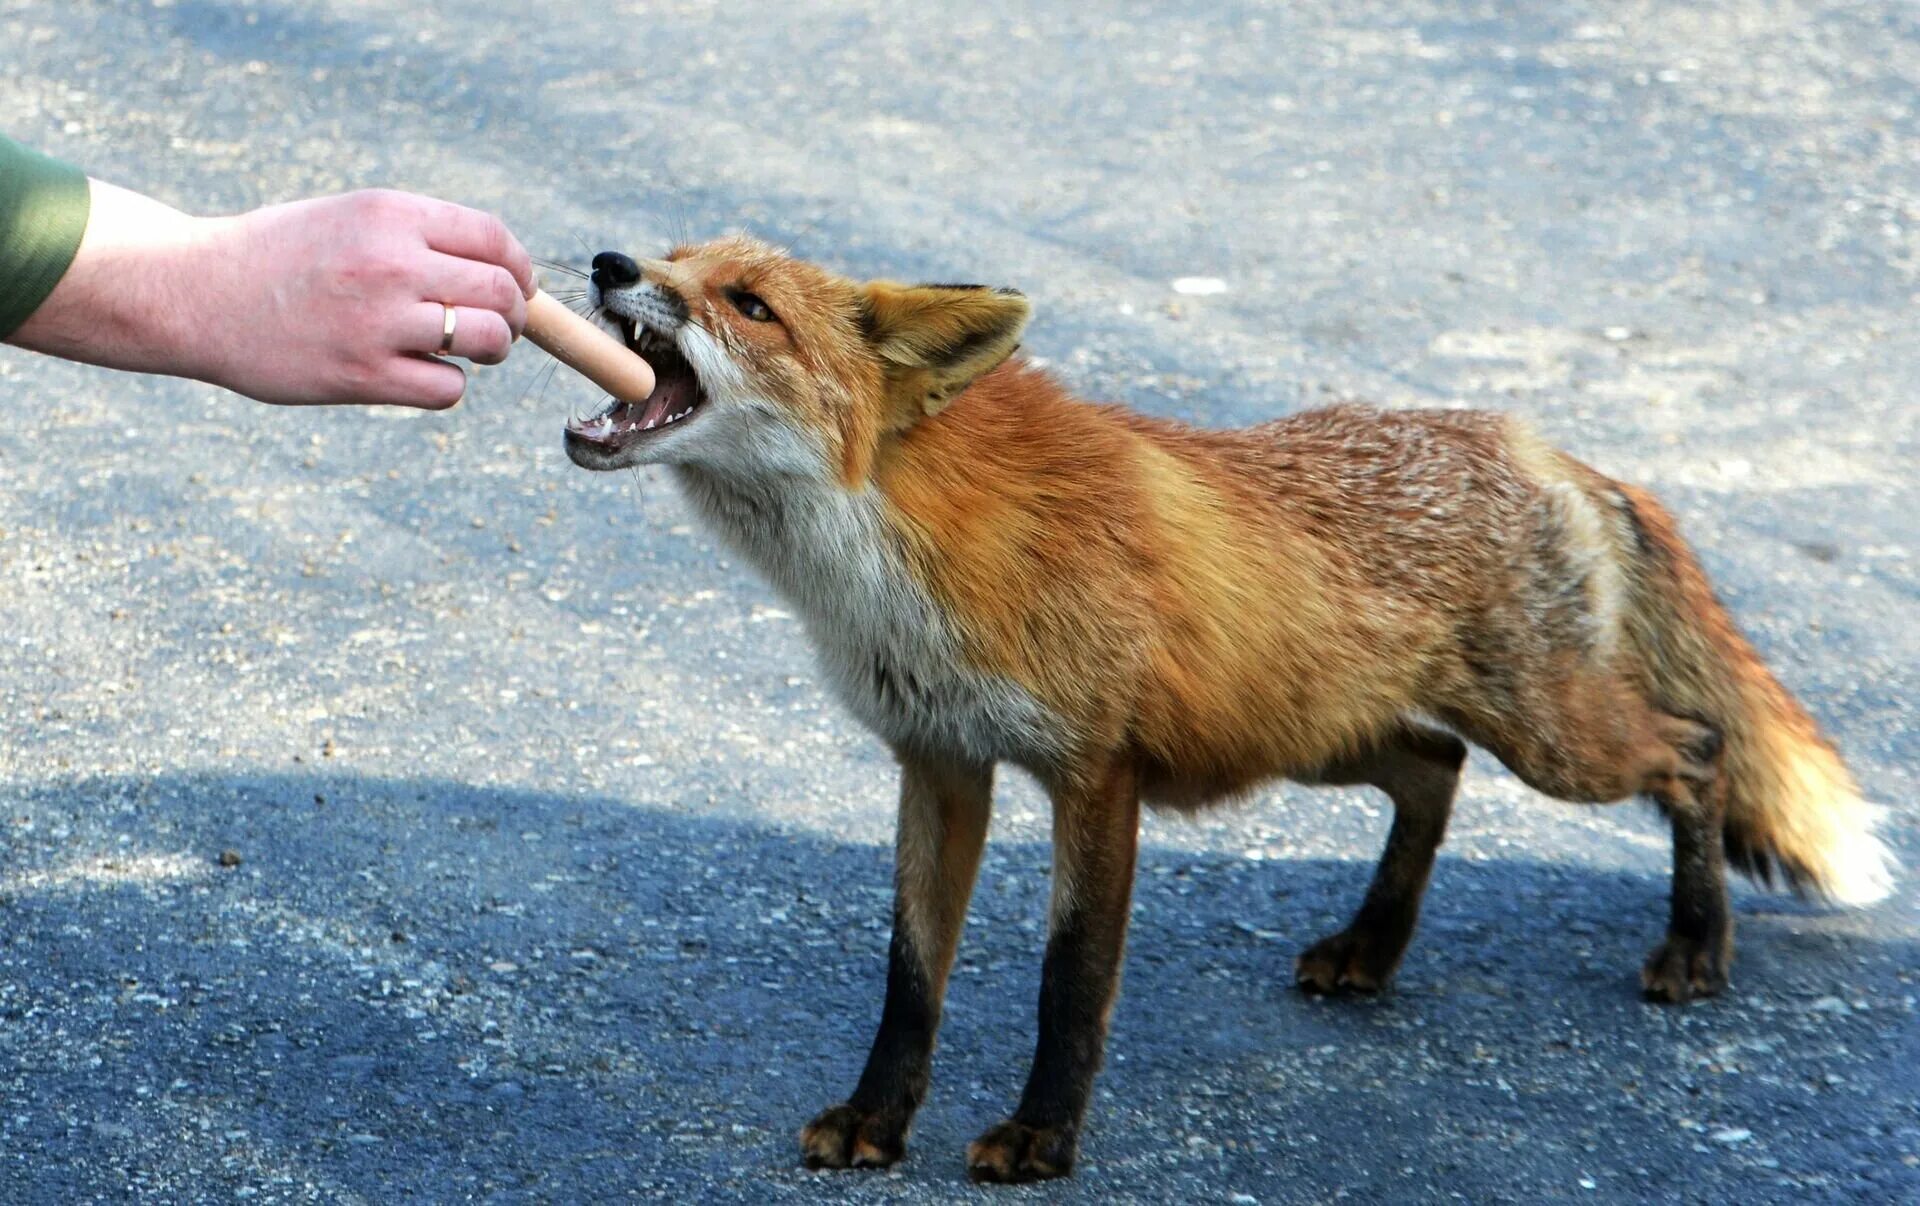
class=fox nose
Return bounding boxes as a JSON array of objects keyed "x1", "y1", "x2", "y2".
[{"x1": 591, "y1": 251, "x2": 642, "y2": 290}]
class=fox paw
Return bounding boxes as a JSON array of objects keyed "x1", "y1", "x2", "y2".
[
  {"x1": 966, "y1": 1119, "x2": 1077, "y2": 1183},
  {"x1": 1640, "y1": 933, "x2": 1729, "y2": 1003},
  {"x1": 799, "y1": 1103, "x2": 908, "y2": 1170},
  {"x1": 1295, "y1": 927, "x2": 1401, "y2": 995}
]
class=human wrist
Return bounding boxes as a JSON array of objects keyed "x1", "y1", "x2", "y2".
[
  {"x1": 7, "y1": 179, "x2": 222, "y2": 378},
  {"x1": 149, "y1": 209, "x2": 248, "y2": 389},
  {"x1": 92, "y1": 185, "x2": 234, "y2": 385}
]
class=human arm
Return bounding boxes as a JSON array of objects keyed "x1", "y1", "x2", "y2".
[{"x1": 3, "y1": 140, "x2": 535, "y2": 409}]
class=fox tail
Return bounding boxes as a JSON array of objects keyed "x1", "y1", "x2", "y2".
[{"x1": 1618, "y1": 484, "x2": 1894, "y2": 905}]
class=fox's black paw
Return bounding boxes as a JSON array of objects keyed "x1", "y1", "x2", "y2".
[
  {"x1": 966, "y1": 1119, "x2": 1077, "y2": 1183},
  {"x1": 1295, "y1": 926, "x2": 1402, "y2": 995},
  {"x1": 799, "y1": 1103, "x2": 908, "y2": 1170},
  {"x1": 1640, "y1": 933, "x2": 1729, "y2": 1003}
]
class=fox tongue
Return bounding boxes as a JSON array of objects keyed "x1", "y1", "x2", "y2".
[
  {"x1": 634, "y1": 392, "x2": 674, "y2": 430},
  {"x1": 601, "y1": 392, "x2": 671, "y2": 433}
]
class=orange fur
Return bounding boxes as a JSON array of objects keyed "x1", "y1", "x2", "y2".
[{"x1": 877, "y1": 371, "x2": 1444, "y2": 801}]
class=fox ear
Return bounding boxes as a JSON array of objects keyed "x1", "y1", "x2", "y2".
[{"x1": 859, "y1": 282, "x2": 1031, "y2": 416}]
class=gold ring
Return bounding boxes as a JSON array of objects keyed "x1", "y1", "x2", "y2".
[{"x1": 438, "y1": 304, "x2": 458, "y2": 355}]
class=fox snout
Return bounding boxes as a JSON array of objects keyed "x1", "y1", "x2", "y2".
[
  {"x1": 563, "y1": 248, "x2": 717, "y2": 469},
  {"x1": 591, "y1": 251, "x2": 691, "y2": 337}
]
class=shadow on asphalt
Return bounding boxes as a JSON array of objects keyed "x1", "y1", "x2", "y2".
[{"x1": 5, "y1": 771, "x2": 1913, "y2": 1202}]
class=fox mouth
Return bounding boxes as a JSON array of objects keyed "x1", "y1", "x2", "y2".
[{"x1": 563, "y1": 320, "x2": 708, "y2": 457}]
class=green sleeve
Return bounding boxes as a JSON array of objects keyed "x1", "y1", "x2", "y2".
[{"x1": 0, "y1": 135, "x2": 91, "y2": 339}]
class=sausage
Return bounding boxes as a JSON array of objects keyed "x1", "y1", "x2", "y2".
[{"x1": 521, "y1": 289, "x2": 656, "y2": 402}]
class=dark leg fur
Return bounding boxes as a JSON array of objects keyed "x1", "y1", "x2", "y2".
[
  {"x1": 801, "y1": 755, "x2": 992, "y2": 1170},
  {"x1": 966, "y1": 756, "x2": 1140, "y2": 1184},
  {"x1": 1295, "y1": 724, "x2": 1466, "y2": 994},
  {"x1": 1641, "y1": 717, "x2": 1731, "y2": 1002}
]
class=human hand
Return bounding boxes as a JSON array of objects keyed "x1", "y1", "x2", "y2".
[
  {"x1": 196, "y1": 189, "x2": 536, "y2": 407},
  {"x1": 10, "y1": 182, "x2": 535, "y2": 409}
]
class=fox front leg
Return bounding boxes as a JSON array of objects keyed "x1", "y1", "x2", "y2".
[
  {"x1": 966, "y1": 755, "x2": 1140, "y2": 1183},
  {"x1": 800, "y1": 755, "x2": 992, "y2": 1170}
]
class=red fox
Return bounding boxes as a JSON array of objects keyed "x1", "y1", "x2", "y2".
[{"x1": 563, "y1": 236, "x2": 1894, "y2": 1184}]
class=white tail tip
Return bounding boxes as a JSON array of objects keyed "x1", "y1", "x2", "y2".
[{"x1": 1817, "y1": 804, "x2": 1898, "y2": 907}]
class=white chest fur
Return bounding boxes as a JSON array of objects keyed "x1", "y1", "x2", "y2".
[{"x1": 674, "y1": 466, "x2": 1061, "y2": 767}]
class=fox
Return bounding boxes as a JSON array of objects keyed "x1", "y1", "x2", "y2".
[{"x1": 561, "y1": 235, "x2": 1895, "y2": 1184}]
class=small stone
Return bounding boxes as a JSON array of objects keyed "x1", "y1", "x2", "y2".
[{"x1": 217, "y1": 849, "x2": 242, "y2": 868}]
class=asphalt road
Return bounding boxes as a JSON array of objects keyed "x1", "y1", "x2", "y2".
[{"x1": 3, "y1": 1, "x2": 1916, "y2": 1201}]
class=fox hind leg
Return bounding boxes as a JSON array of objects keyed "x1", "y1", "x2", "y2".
[
  {"x1": 1295, "y1": 724, "x2": 1467, "y2": 995},
  {"x1": 1640, "y1": 715, "x2": 1732, "y2": 1003},
  {"x1": 1468, "y1": 686, "x2": 1733, "y2": 1003}
]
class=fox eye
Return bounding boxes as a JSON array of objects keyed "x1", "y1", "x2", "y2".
[{"x1": 729, "y1": 289, "x2": 776, "y2": 323}]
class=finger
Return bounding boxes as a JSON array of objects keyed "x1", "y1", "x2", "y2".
[
  {"x1": 404, "y1": 301, "x2": 514, "y2": 365},
  {"x1": 374, "y1": 354, "x2": 467, "y2": 410},
  {"x1": 451, "y1": 307, "x2": 514, "y2": 366},
  {"x1": 422, "y1": 254, "x2": 528, "y2": 335},
  {"x1": 421, "y1": 203, "x2": 535, "y2": 299}
]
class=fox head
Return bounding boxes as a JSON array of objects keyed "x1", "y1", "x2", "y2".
[{"x1": 563, "y1": 236, "x2": 1031, "y2": 486}]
